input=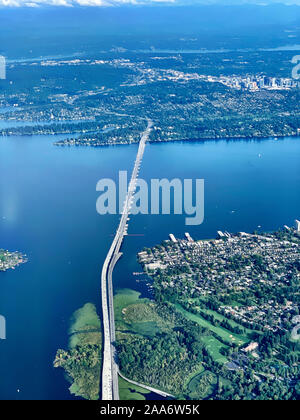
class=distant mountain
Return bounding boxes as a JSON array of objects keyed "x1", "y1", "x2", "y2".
[
  {"x1": 0, "y1": 3, "x2": 299, "y2": 57},
  {"x1": 176, "y1": 0, "x2": 300, "y2": 5}
]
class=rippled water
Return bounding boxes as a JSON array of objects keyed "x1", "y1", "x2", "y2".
[{"x1": 0, "y1": 133, "x2": 299, "y2": 399}]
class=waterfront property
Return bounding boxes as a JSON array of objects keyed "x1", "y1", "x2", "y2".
[
  {"x1": 134, "y1": 226, "x2": 300, "y2": 399},
  {"x1": 0, "y1": 249, "x2": 27, "y2": 271},
  {"x1": 0, "y1": 134, "x2": 299, "y2": 399},
  {"x1": 139, "y1": 227, "x2": 300, "y2": 334}
]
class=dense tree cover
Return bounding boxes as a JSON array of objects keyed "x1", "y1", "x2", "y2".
[
  {"x1": 54, "y1": 344, "x2": 101, "y2": 400},
  {"x1": 116, "y1": 318, "x2": 207, "y2": 395},
  {"x1": 134, "y1": 231, "x2": 300, "y2": 400},
  {"x1": 117, "y1": 300, "x2": 300, "y2": 400},
  {"x1": 2, "y1": 50, "x2": 300, "y2": 146},
  {"x1": 54, "y1": 303, "x2": 102, "y2": 400}
]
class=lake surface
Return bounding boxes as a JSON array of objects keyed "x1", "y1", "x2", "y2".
[
  {"x1": 0, "y1": 134, "x2": 299, "y2": 400},
  {"x1": 136, "y1": 44, "x2": 300, "y2": 54}
]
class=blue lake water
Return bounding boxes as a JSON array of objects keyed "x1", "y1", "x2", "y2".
[
  {"x1": 136, "y1": 44, "x2": 300, "y2": 54},
  {"x1": 0, "y1": 134, "x2": 299, "y2": 400}
]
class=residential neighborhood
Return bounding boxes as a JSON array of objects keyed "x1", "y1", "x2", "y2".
[
  {"x1": 0, "y1": 249, "x2": 27, "y2": 272},
  {"x1": 138, "y1": 225, "x2": 300, "y2": 334}
]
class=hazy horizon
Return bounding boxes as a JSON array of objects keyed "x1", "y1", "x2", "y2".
[{"x1": 1, "y1": 0, "x2": 300, "y2": 9}]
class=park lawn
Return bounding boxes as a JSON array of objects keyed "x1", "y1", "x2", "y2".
[
  {"x1": 201, "y1": 335, "x2": 229, "y2": 364},
  {"x1": 198, "y1": 307, "x2": 255, "y2": 338},
  {"x1": 118, "y1": 376, "x2": 151, "y2": 401},
  {"x1": 174, "y1": 304, "x2": 247, "y2": 347}
]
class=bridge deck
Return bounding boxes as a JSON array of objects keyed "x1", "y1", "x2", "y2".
[{"x1": 101, "y1": 119, "x2": 153, "y2": 400}]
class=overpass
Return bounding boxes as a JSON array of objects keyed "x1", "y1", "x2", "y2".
[{"x1": 101, "y1": 119, "x2": 153, "y2": 400}]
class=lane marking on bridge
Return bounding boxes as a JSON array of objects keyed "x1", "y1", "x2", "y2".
[{"x1": 101, "y1": 119, "x2": 153, "y2": 400}]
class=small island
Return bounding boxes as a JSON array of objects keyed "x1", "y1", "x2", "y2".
[{"x1": 0, "y1": 249, "x2": 27, "y2": 272}]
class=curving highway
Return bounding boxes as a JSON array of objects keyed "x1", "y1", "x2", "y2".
[
  {"x1": 118, "y1": 371, "x2": 175, "y2": 399},
  {"x1": 101, "y1": 119, "x2": 153, "y2": 400}
]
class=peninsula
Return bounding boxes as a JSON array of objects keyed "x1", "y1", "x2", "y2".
[
  {"x1": 114, "y1": 225, "x2": 300, "y2": 400},
  {"x1": 54, "y1": 303, "x2": 102, "y2": 400}
]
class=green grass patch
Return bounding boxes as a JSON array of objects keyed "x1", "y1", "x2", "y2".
[
  {"x1": 114, "y1": 289, "x2": 174, "y2": 337},
  {"x1": 219, "y1": 376, "x2": 232, "y2": 389},
  {"x1": 201, "y1": 335, "x2": 229, "y2": 364},
  {"x1": 174, "y1": 304, "x2": 247, "y2": 347},
  {"x1": 198, "y1": 307, "x2": 255, "y2": 338},
  {"x1": 114, "y1": 289, "x2": 147, "y2": 328},
  {"x1": 118, "y1": 376, "x2": 151, "y2": 401},
  {"x1": 183, "y1": 365, "x2": 205, "y2": 389},
  {"x1": 187, "y1": 370, "x2": 218, "y2": 399}
]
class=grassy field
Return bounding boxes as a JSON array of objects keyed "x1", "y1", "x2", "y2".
[
  {"x1": 118, "y1": 376, "x2": 151, "y2": 401},
  {"x1": 114, "y1": 289, "x2": 232, "y2": 367},
  {"x1": 115, "y1": 290, "x2": 248, "y2": 347},
  {"x1": 114, "y1": 289, "x2": 145, "y2": 324},
  {"x1": 114, "y1": 289, "x2": 240, "y2": 398},
  {"x1": 175, "y1": 304, "x2": 248, "y2": 347},
  {"x1": 198, "y1": 307, "x2": 255, "y2": 338},
  {"x1": 114, "y1": 289, "x2": 174, "y2": 337},
  {"x1": 201, "y1": 335, "x2": 229, "y2": 364}
]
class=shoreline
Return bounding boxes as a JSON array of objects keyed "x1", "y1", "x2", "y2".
[
  {"x1": 53, "y1": 132, "x2": 300, "y2": 148},
  {"x1": 0, "y1": 249, "x2": 27, "y2": 272}
]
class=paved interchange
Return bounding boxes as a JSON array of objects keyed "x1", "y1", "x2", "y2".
[{"x1": 101, "y1": 119, "x2": 153, "y2": 400}]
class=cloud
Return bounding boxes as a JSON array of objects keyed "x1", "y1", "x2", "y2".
[
  {"x1": 0, "y1": 0, "x2": 299, "y2": 7},
  {"x1": 0, "y1": 0, "x2": 177, "y2": 6},
  {"x1": 0, "y1": 0, "x2": 175, "y2": 6}
]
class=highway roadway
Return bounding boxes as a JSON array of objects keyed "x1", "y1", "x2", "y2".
[
  {"x1": 118, "y1": 372, "x2": 175, "y2": 399},
  {"x1": 101, "y1": 119, "x2": 153, "y2": 400}
]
